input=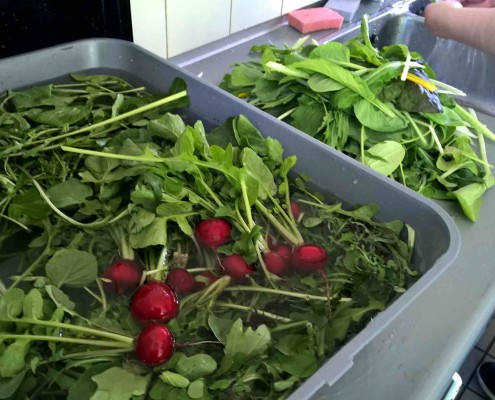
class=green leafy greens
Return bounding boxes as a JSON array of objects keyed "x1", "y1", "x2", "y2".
[
  {"x1": 220, "y1": 16, "x2": 495, "y2": 221},
  {"x1": 0, "y1": 74, "x2": 417, "y2": 399}
]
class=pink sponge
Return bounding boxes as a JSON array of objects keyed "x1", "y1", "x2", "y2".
[{"x1": 288, "y1": 7, "x2": 344, "y2": 34}]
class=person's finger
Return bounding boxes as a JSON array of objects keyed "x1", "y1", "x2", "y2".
[
  {"x1": 441, "y1": 0, "x2": 464, "y2": 8},
  {"x1": 424, "y1": 1, "x2": 461, "y2": 37},
  {"x1": 461, "y1": 0, "x2": 495, "y2": 7}
]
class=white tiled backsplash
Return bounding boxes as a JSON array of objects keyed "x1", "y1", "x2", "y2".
[{"x1": 130, "y1": 0, "x2": 320, "y2": 59}]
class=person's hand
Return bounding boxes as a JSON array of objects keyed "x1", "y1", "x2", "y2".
[
  {"x1": 424, "y1": 0, "x2": 495, "y2": 55},
  {"x1": 461, "y1": 0, "x2": 495, "y2": 7},
  {"x1": 424, "y1": 1, "x2": 463, "y2": 38}
]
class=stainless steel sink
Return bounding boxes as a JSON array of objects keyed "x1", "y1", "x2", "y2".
[
  {"x1": 325, "y1": 1, "x2": 495, "y2": 116},
  {"x1": 175, "y1": 0, "x2": 495, "y2": 116}
]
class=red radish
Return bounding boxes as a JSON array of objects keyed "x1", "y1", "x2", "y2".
[
  {"x1": 291, "y1": 244, "x2": 328, "y2": 272},
  {"x1": 266, "y1": 235, "x2": 276, "y2": 250},
  {"x1": 290, "y1": 200, "x2": 302, "y2": 220},
  {"x1": 193, "y1": 270, "x2": 218, "y2": 291},
  {"x1": 166, "y1": 269, "x2": 195, "y2": 294},
  {"x1": 102, "y1": 259, "x2": 143, "y2": 294},
  {"x1": 135, "y1": 324, "x2": 175, "y2": 366},
  {"x1": 272, "y1": 244, "x2": 292, "y2": 261},
  {"x1": 130, "y1": 281, "x2": 179, "y2": 325},
  {"x1": 220, "y1": 255, "x2": 255, "y2": 282},
  {"x1": 263, "y1": 251, "x2": 288, "y2": 276},
  {"x1": 195, "y1": 218, "x2": 232, "y2": 250}
]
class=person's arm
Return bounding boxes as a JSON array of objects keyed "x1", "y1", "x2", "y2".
[{"x1": 424, "y1": 2, "x2": 495, "y2": 56}]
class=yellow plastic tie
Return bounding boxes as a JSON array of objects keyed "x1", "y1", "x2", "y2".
[{"x1": 406, "y1": 73, "x2": 437, "y2": 92}]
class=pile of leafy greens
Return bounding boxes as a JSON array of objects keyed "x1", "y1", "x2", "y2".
[
  {"x1": 220, "y1": 16, "x2": 495, "y2": 221},
  {"x1": 0, "y1": 74, "x2": 417, "y2": 399}
]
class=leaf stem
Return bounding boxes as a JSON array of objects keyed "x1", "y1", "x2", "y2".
[
  {"x1": 110, "y1": 224, "x2": 134, "y2": 260},
  {"x1": 197, "y1": 178, "x2": 224, "y2": 208},
  {"x1": 32, "y1": 179, "x2": 129, "y2": 228},
  {"x1": 255, "y1": 244, "x2": 278, "y2": 290},
  {"x1": 28, "y1": 91, "x2": 187, "y2": 146},
  {"x1": 360, "y1": 125, "x2": 366, "y2": 164},
  {"x1": 268, "y1": 192, "x2": 304, "y2": 244},
  {"x1": 403, "y1": 112, "x2": 428, "y2": 146},
  {"x1": 215, "y1": 301, "x2": 292, "y2": 323},
  {"x1": 277, "y1": 107, "x2": 296, "y2": 121},
  {"x1": 430, "y1": 79, "x2": 466, "y2": 96},
  {"x1": 270, "y1": 320, "x2": 311, "y2": 333},
  {"x1": 240, "y1": 180, "x2": 256, "y2": 230},
  {"x1": 428, "y1": 125, "x2": 444, "y2": 154},
  {"x1": 224, "y1": 286, "x2": 329, "y2": 301},
  {"x1": 455, "y1": 104, "x2": 495, "y2": 142},
  {"x1": 254, "y1": 200, "x2": 300, "y2": 245},
  {"x1": 0, "y1": 318, "x2": 134, "y2": 344},
  {"x1": 46, "y1": 347, "x2": 134, "y2": 363},
  {"x1": 7, "y1": 232, "x2": 52, "y2": 292},
  {"x1": 0, "y1": 334, "x2": 132, "y2": 348},
  {"x1": 234, "y1": 199, "x2": 251, "y2": 233}
]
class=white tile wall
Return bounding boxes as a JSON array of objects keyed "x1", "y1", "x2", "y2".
[
  {"x1": 131, "y1": 0, "x2": 322, "y2": 58},
  {"x1": 130, "y1": 0, "x2": 167, "y2": 59},
  {"x1": 166, "y1": 0, "x2": 231, "y2": 58},
  {"x1": 282, "y1": 0, "x2": 321, "y2": 14},
  {"x1": 231, "y1": 0, "x2": 283, "y2": 34}
]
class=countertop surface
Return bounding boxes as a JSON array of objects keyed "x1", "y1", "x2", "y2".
[{"x1": 169, "y1": 2, "x2": 495, "y2": 399}]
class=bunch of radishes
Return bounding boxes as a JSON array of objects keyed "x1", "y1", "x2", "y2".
[
  {"x1": 101, "y1": 204, "x2": 328, "y2": 366},
  {"x1": 102, "y1": 259, "x2": 179, "y2": 366},
  {"x1": 194, "y1": 210, "x2": 328, "y2": 279}
]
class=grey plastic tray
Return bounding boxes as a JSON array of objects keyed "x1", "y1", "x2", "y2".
[{"x1": 0, "y1": 38, "x2": 461, "y2": 398}]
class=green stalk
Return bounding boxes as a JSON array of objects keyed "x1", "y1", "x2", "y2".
[
  {"x1": 453, "y1": 149, "x2": 493, "y2": 169},
  {"x1": 181, "y1": 276, "x2": 232, "y2": 311},
  {"x1": 49, "y1": 347, "x2": 134, "y2": 361},
  {"x1": 478, "y1": 130, "x2": 491, "y2": 178},
  {"x1": 83, "y1": 287, "x2": 104, "y2": 305},
  {"x1": 28, "y1": 90, "x2": 187, "y2": 147},
  {"x1": 399, "y1": 163, "x2": 407, "y2": 187},
  {"x1": 403, "y1": 112, "x2": 428, "y2": 146},
  {"x1": 110, "y1": 224, "x2": 134, "y2": 260},
  {"x1": 469, "y1": 108, "x2": 492, "y2": 180},
  {"x1": 255, "y1": 200, "x2": 300, "y2": 245},
  {"x1": 428, "y1": 125, "x2": 444, "y2": 154},
  {"x1": 187, "y1": 267, "x2": 210, "y2": 273},
  {"x1": 439, "y1": 162, "x2": 472, "y2": 180},
  {"x1": 0, "y1": 213, "x2": 30, "y2": 231},
  {"x1": 277, "y1": 107, "x2": 296, "y2": 121},
  {"x1": 197, "y1": 178, "x2": 224, "y2": 208},
  {"x1": 155, "y1": 246, "x2": 169, "y2": 278},
  {"x1": 32, "y1": 179, "x2": 129, "y2": 228},
  {"x1": 267, "y1": 191, "x2": 303, "y2": 243},
  {"x1": 0, "y1": 318, "x2": 134, "y2": 344},
  {"x1": 270, "y1": 320, "x2": 310, "y2": 333},
  {"x1": 455, "y1": 104, "x2": 495, "y2": 142},
  {"x1": 430, "y1": 79, "x2": 466, "y2": 96},
  {"x1": 240, "y1": 179, "x2": 255, "y2": 229},
  {"x1": 234, "y1": 199, "x2": 251, "y2": 233},
  {"x1": 60, "y1": 146, "x2": 161, "y2": 163},
  {"x1": 360, "y1": 125, "x2": 366, "y2": 164},
  {"x1": 224, "y1": 286, "x2": 329, "y2": 301},
  {"x1": 215, "y1": 301, "x2": 291, "y2": 323},
  {"x1": 7, "y1": 231, "x2": 52, "y2": 292},
  {"x1": 95, "y1": 279, "x2": 108, "y2": 318},
  {"x1": 333, "y1": 60, "x2": 368, "y2": 70},
  {"x1": 255, "y1": 244, "x2": 278, "y2": 290},
  {"x1": 0, "y1": 334, "x2": 131, "y2": 348}
]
